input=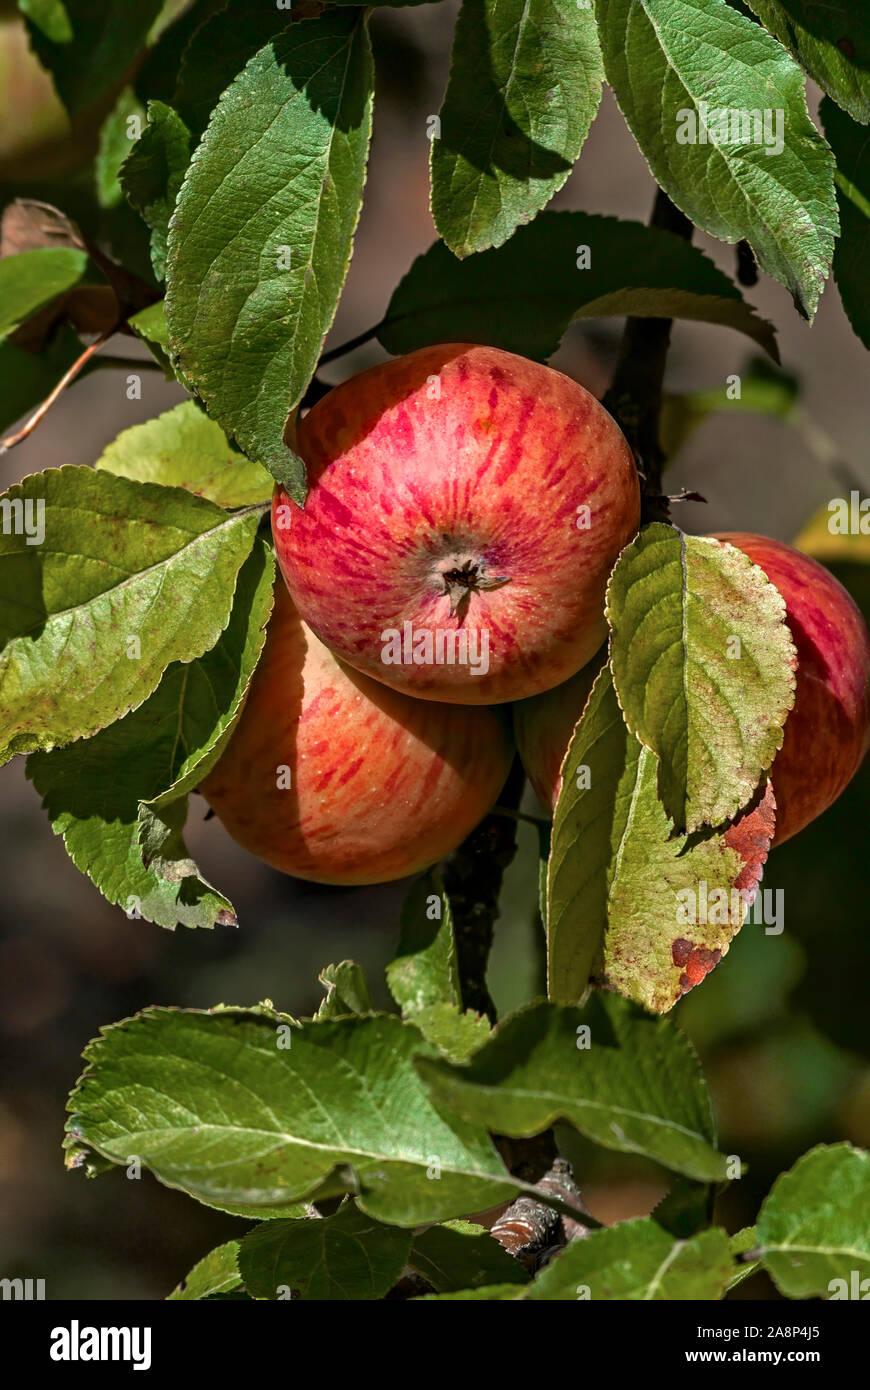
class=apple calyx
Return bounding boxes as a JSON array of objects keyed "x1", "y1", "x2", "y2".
[{"x1": 434, "y1": 554, "x2": 511, "y2": 619}]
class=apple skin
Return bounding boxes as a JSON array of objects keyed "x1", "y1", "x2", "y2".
[
  {"x1": 515, "y1": 535, "x2": 870, "y2": 848},
  {"x1": 201, "y1": 584, "x2": 515, "y2": 885},
  {"x1": 273, "y1": 344, "x2": 639, "y2": 705},
  {"x1": 715, "y1": 533, "x2": 870, "y2": 845},
  {"x1": 513, "y1": 651, "x2": 603, "y2": 811}
]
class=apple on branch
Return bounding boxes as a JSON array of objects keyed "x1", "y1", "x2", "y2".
[
  {"x1": 201, "y1": 584, "x2": 515, "y2": 885},
  {"x1": 515, "y1": 535, "x2": 870, "y2": 846},
  {"x1": 273, "y1": 344, "x2": 640, "y2": 705}
]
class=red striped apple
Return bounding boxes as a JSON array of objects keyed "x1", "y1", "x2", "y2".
[
  {"x1": 514, "y1": 535, "x2": 870, "y2": 847},
  {"x1": 201, "y1": 584, "x2": 514, "y2": 885},
  {"x1": 273, "y1": 344, "x2": 639, "y2": 705},
  {"x1": 716, "y1": 534, "x2": 870, "y2": 845}
]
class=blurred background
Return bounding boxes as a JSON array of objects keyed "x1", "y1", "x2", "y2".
[{"x1": 0, "y1": 1, "x2": 868, "y2": 1299}]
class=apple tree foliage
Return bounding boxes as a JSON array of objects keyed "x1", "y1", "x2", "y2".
[{"x1": 1, "y1": 0, "x2": 869, "y2": 1299}]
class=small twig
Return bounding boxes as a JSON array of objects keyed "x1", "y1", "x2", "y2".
[
  {"x1": 318, "y1": 322, "x2": 384, "y2": 367},
  {"x1": 0, "y1": 328, "x2": 117, "y2": 452},
  {"x1": 645, "y1": 488, "x2": 708, "y2": 506}
]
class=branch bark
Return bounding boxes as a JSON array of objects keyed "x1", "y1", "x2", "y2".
[
  {"x1": 491, "y1": 1158, "x2": 592, "y2": 1271},
  {"x1": 442, "y1": 754, "x2": 526, "y2": 1024},
  {"x1": 602, "y1": 188, "x2": 694, "y2": 518}
]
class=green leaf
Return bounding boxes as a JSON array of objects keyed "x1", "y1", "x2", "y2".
[
  {"x1": 387, "y1": 871, "x2": 490, "y2": 1061},
  {"x1": 388, "y1": 871, "x2": 462, "y2": 1015},
  {"x1": 95, "y1": 400, "x2": 273, "y2": 506},
  {"x1": 0, "y1": 466, "x2": 266, "y2": 764},
  {"x1": 757, "y1": 1143, "x2": 870, "y2": 1299},
  {"x1": 127, "y1": 299, "x2": 174, "y2": 377},
  {"x1": 606, "y1": 523, "x2": 796, "y2": 832},
  {"x1": 431, "y1": 0, "x2": 603, "y2": 257},
  {"x1": 120, "y1": 100, "x2": 192, "y2": 280},
  {"x1": 19, "y1": 1, "x2": 74, "y2": 44},
  {"x1": 652, "y1": 1177, "x2": 713, "y2": 1238},
  {"x1": 747, "y1": 2, "x2": 870, "y2": 124},
  {"x1": 408, "y1": 1004, "x2": 492, "y2": 1063},
  {"x1": 0, "y1": 247, "x2": 89, "y2": 340},
  {"x1": 546, "y1": 664, "x2": 776, "y2": 1012},
  {"x1": 526, "y1": 1220, "x2": 734, "y2": 1299},
  {"x1": 135, "y1": 0, "x2": 229, "y2": 106},
  {"x1": 380, "y1": 212, "x2": 778, "y2": 361},
  {"x1": 65, "y1": 1008, "x2": 517, "y2": 1224},
  {"x1": 594, "y1": 0, "x2": 838, "y2": 318},
  {"x1": 726, "y1": 1225, "x2": 760, "y2": 1291},
  {"x1": 545, "y1": 663, "x2": 621, "y2": 998},
  {"x1": 409, "y1": 1220, "x2": 529, "y2": 1292},
  {"x1": 95, "y1": 86, "x2": 146, "y2": 210},
  {"x1": 821, "y1": 97, "x2": 870, "y2": 350},
  {"x1": 315, "y1": 961, "x2": 374, "y2": 1020},
  {"x1": 168, "y1": 1241, "x2": 244, "y2": 1300},
  {"x1": 166, "y1": 11, "x2": 373, "y2": 496},
  {"x1": 172, "y1": 0, "x2": 297, "y2": 139},
  {"x1": 24, "y1": 0, "x2": 165, "y2": 115},
  {"x1": 417, "y1": 995, "x2": 729, "y2": 1181},
  {"x1": 239, "y1": 1203, "x2": 412, "y2": 1300},
  {"x1": 422, "y1": 1220, "x2": 735, "y2": 1298},
  {"x1": 26, "y1": 538, "x2": 274, "y2": 928}
]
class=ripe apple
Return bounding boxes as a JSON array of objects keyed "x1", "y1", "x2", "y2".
[
  {"x1": 715, "y1": 533, "x2": 870, "y2": 845},
  {"x1": 273, "y1": 344, "x2": 639, "y2": 706},
  {"x1": 201, "y1": 584, "x2": 515, "y2": 885},
  {"x1": 515, "y1": 534, "x2": 870, "y2": 847},
  {"x1": 513, "y1": 650, "x2": 603, "y2": 811}
]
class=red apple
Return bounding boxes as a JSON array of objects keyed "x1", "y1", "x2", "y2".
[
  {"x1": 515, "y1": 534, "x2": 870, "y2": 847},
  {"x1": 715, "y1": 533, "x2": 870, "y2": 845},
  {"x1": 273, "y1": 344, "x2": 639, "y2": 705},
  {"x1": 513, "y1": 651, "x2": 603, "y2": 811},
  {"x1": 201, "y1": 584, "x2": 515, "y2": 885}
]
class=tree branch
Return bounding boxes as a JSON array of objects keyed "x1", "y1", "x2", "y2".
[
  {"x1": 442, "y1": 755, "x2": 526, "y2": 1024},
  {"x1": 491, "y1": 1158, "x2": 593, "y2": 1271},
  {"x1": 0, "y1": 328, "x2": 117, "y2": 453},
  {"x1": 602, "y1": 188, "x2": 694, "y2": 519}
]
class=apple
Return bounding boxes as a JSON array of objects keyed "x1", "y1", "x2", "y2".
[
  {"x1": 201, "y1": 583, "x2": 515, "y2": 885},
  {"x1": 515, "y1": 534, "x2": 870, "y2": 847},
  {"x1": 715, "y1": 533, "x2": 870, "y2": 845},
  {"x1": 273, "y1": 343, "x2": 639, "y2": 706},
  {"x1": 513, "y1": 650, "x2": 603, "y2": 811}
]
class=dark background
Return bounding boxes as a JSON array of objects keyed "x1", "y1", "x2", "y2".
[{"x1": 0, "y1": 3, "x2": 867, "y2": 1299}]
